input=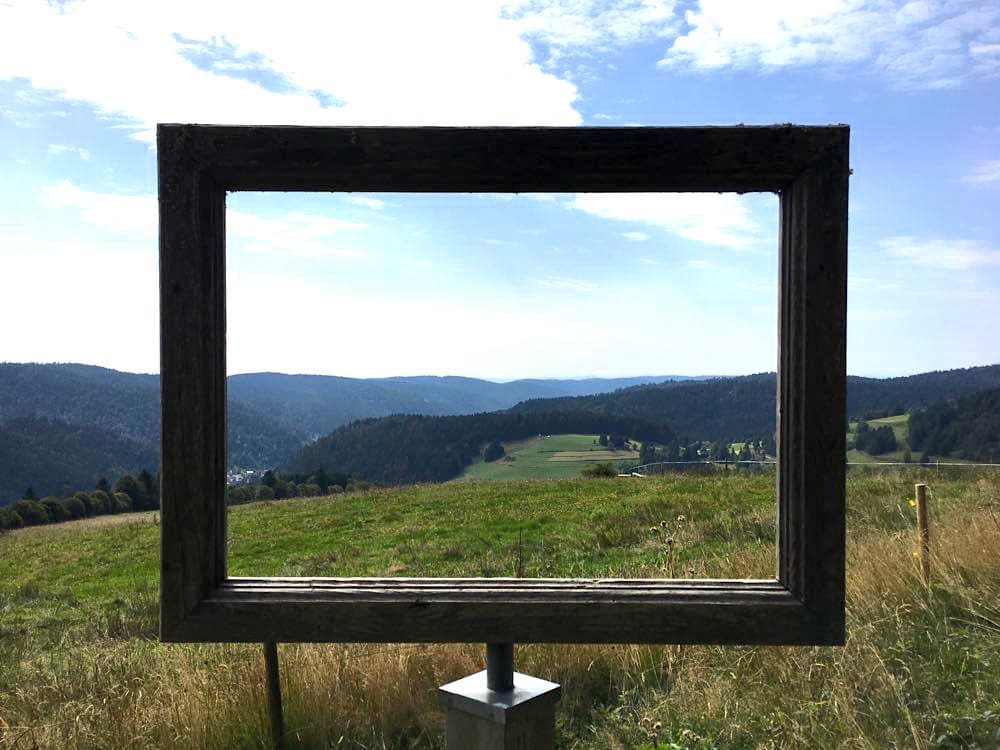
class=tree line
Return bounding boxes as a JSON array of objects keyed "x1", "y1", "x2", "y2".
[
  {"x1": 637, "y1": 434, "x2": 776, "y2": 466},
  {"x1": 0, "y1": 469, "x2": 159, "y2": 531},
  {"x1": 852, "y1": 421, "x2": 899, "y2": 455},
  {"x1": 286, "y1": 410, "x2": 672, "y2": 485},
  {"x1": 224, "y1": 468, "x2": 370, "y2": 505},
  {"x1": 0, "y1": 467, "x2": 370, "y2": 532}
]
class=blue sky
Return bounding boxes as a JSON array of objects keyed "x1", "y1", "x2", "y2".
[{"x1": 1, "y1": 0, "x2": 998, "y2": 379}]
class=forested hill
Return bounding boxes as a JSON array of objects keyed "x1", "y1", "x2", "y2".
[
  {"x1": 909, "y1": 387, "x2": 1000, "y2": 462},
  {"x1": 0, "y1": 364, "x2": 301, "y2": 501},
  {"x1": 510, "y1": 366, "x2": 1000, "y2": 442},
  {"x1": 227, "y1": 372, "x2": 692, "y2": 440},
  {"x1": 0, "y1": 417, "x2": 159, "y2": 499},
  {"x1": 285, "y1": 411, "x2": 670, "y2": 485},
  {"x1": 4, "y1": 362, "x2": 1000, "y2": 502},
  {"x1": 0, "y1": 363, "x2": 687, "y2": 503}
]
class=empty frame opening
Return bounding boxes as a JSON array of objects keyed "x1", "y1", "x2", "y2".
[{"x1": 223, "y1": 190, "x2": 780, "y2": 580}]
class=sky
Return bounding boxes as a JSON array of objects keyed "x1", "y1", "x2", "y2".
[{"x1": 1, "y1": 0, "x2": 999, "y2": 380}]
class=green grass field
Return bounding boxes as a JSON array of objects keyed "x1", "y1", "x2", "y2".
[
  {"x1": 2, "y1": 471, "x2": 999, "y2": 748},
  {"x1": 459, "y1": 433, "x2": 639, "y2": 481}
]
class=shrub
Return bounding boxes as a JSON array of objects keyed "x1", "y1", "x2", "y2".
[
  {"x1": 114, "y1": 474, "x2": 148, "y2": 509},
  {"x1": 137, "y1": 469, "x2": 159, "y2": 509},
  {"x1": 0, "y1": 507, "x2": 24, "y2": 531},
  {"x1": 256, "y1": 485, "x2": 275, "y2": 501},
  {"x1": 298, "y1": 483, "x2": 322, "y2": 497},
  {"x1": 74, "y1": 491, "x2": 95, "y2": 516},
  {"x1": 226, "y1": 485, "x2": 253, "y2": 505},
  {"x1": 41, "y1": 496, "x2": 71, "y2": 522},
  {"x1": 9, "y1": 500, "x2": 49, "y2": 526},
  {"x1": 61, "y1": 495, "x2": 87, "y2": 520},
  {"x1": 89, "y1": 490, "x2": 112, "y2": 515},
  {"x1": 112, "y1": 492, "x2": 132, "y2": 513},
  {"x1": 9, "y1": 500, "x2": 48, "y2": 526},
  {"x1": 582, "y1": 462, "x2": 616, "y2": 478},
  {"x1": 483, "y1": 440, "x2": 505, "y2": 462}
]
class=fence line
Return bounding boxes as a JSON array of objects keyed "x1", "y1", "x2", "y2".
[{"x1": 622, "y1": 459, "x2": 1000, "y2": 474}]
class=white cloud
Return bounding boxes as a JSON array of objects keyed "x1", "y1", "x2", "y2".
[
  {"x1": 41, "y1": 181, "x2": 155, "y2": 235},
  {"x1": 346, "y1": 195, "x2": 385, "y2": 210},
  {"x1": 573, "y1": 192, "x2": 763, "y2": 249},
  {"x1": 40, "y1": 181, "x2": 371, "y2": 259},
  {"x1": 623, "y1": 230, "x2": 649, "y2": 241},
  {"x1": 0, "y1": 0, "x2": 581, "y2": 144},
  {"x1": 659, "y1": 0, "x2": 1000, "y2": 89},
  {"x1": 964, "y1": 159, "x2": 1000, "y2": 184},
  {"x1": 48, "y1": 144, "x2": 90, "y2": 160},
  {"x1": 530, "y1": 275, "x2": 597, "y2": 292},
  {"x1": 229, "y1": 211, "x2": 369, "y2": 259},
  {"x1": 882, "y1": 235, "x2": 1000, "y2": 270},
  {"x1": 504, "y1": 0, "x2": 679, "y2": 51}
]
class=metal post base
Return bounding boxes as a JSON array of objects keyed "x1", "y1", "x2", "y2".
[{"x1": 438, "y1": 670, "x2": 561, "y2": 750}]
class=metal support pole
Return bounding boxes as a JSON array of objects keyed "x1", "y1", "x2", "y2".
[
  {"x1": 263, "y1": 641, "x2": 284, "y2": 750},
  {"x1": 486, "y1": 642, "x2": 514, "y2": 691}
]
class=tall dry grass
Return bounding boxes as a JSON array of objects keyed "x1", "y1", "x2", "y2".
[{"x1": 2, "y1": 475, "x2": 998, "y2": 748}]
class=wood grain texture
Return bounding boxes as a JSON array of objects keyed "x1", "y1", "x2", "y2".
[
  {"x1": 165, "y1": 580, "x2": 822, "y2": 644},
  {"x1": 157, "y1": 123, "x2": 849, "y2": 646},
  {"x1": 158, "y1": 126, "x2": 228, "y2": 638},
  {"x1": 158, "y1": 124, "x2": 846, "y2": 193},
  {"x1": 777, "y1": 127, "x2": 849, "y2": 644}
]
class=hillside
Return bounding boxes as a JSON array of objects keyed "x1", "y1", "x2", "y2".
[
  {"x1": 285, "y1": 411, "x2": 669, "y2": 485},
  {"x1": 288, "y1": 365, "x2": 1000, "y2": 484},
  {"x1": 512, "y1": 365, "x2": 1000, "y2": 442},
  {"x1": 5, "y1": 362, "x2": 1000, "y2": 502},
  {"x1": 457, "y1": 434, "x2": 639, "y2": 481},
  {"x1": 0, "y1": 363, "x2": 682, "y2": 503},
  {"x1": 1, "y1": 473, "x2": 998, "y2": 748},
  {"x1": 227, "y1": 371, "x2": 686, "y2": 440},
  {"x1": 909, "y1": 387, "x2": 1000, "y2": 462},
  {"x1": 0, "y1": 364, "x2": 302, "y2": 503},
  {"x1": 0, "y1": 416, "x2": 158, "y2": 499}
]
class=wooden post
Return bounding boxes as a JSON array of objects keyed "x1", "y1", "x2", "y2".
[
  {"x1": 915, "y1": 483, "x2": 930, "y2": 585},
  {"x1": 263, "y1": 641, "x2": 284, "y2": 749}
]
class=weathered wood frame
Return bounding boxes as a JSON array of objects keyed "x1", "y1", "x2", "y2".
[{"x1": 159, "y1": 124, "x2": 848, "y2": 645}]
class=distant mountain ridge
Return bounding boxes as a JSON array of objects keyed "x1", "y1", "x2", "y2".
[
  {"x1": 227, "y1": 371, "x2": 701, "y2": 440},
  {"x1": 0, "y1": 363, "x2": 692, "y2": 502},
  {"x1": 286, "y1": 364, "x2": 1000, "y2": 486},
  {"x1": 510, "y1": 365, "x2": 1000, "y2": 442},
  {"x1": 4, "y1": 361, "x2": 1000, "y2": 503}
]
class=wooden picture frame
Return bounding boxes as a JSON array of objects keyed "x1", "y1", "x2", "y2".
[{"x1": 158, "y1": 124, "x2": 848, "y2": 645}]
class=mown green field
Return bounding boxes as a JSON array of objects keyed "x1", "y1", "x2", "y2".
[
  {"x1": 459, "y1": 433, "x2": 639, "y2": 481},
  {"x1": 2, "y1": 470, "x2": 999, "y2": 748}
]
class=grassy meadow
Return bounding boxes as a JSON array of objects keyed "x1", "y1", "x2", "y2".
[
  {"x1": 1, "y1": 470, "x2": 999, "y2": 748},
  {"x1": 459, "y1": 433, "x2": 639, "y2": 481}
]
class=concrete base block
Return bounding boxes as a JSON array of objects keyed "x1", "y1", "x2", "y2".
[{"x1": 438, "y1": 670, "x2": 561, "y2": 750}]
